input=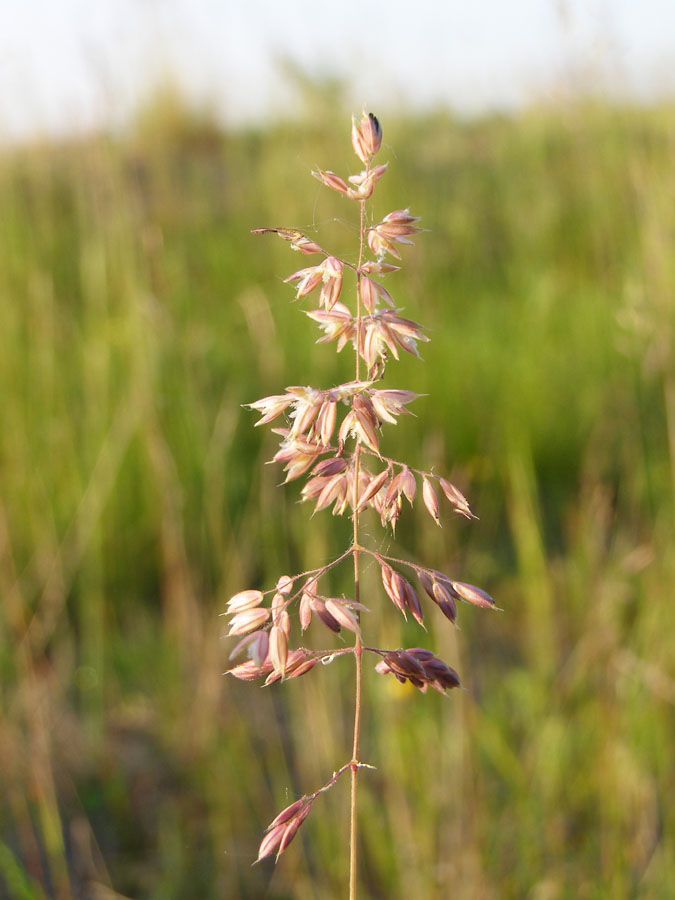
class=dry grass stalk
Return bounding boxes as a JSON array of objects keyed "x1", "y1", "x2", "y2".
[{"x1": 226, "y1": 111, "x2": 496, "y2": 898}]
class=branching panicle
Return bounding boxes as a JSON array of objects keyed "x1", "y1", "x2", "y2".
[{"x1": 227, "y1": 114, "x2": 495, "y2": 898}]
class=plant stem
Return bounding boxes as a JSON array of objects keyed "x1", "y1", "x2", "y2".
[
  {"x1": 349, "y1": 535, "x2": 362, "y2": 900},
  {"x1": 349, "y1": 194, "x2": 367, "y2": 900}
]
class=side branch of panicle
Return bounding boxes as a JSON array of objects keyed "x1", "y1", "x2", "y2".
[
  {"x1": 375, "y1": 648, "x2": 461, "y2": 694},
  {"x1": 251, "y1": 227, "x2": 324, "y2": 255}
]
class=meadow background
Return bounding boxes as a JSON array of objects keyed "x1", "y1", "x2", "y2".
[{"x1": 1, "y1": 83, "x2": 674, "y2": 899}]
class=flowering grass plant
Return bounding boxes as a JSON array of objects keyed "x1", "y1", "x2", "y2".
[{"x1": 225, "y1": 112, "x2": 496, "y2": 898}]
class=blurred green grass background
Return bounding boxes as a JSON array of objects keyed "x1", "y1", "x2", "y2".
[{"x1": 1, "y1": 86, "x2": 674, "y2": 899}]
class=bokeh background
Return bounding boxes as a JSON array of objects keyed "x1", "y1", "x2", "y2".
[{"x1": 2, "y1": 2, "x2": 675, "y2": 898}]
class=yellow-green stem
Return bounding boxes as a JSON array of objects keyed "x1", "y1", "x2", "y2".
[
  {"x1": 349, "y1": 474, "x2": 362, "y2": 900},
  {"x1": 349, "y1": 194, "x2": 367, "y2": 900}
]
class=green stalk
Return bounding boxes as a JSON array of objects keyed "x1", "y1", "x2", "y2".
[{"x1": 349, "y1": 193, "x2": 367, "y2": 900}]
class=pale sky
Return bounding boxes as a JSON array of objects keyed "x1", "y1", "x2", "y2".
[{"x1": 2, "y1": 0, "x2": 675, "y2": 139}]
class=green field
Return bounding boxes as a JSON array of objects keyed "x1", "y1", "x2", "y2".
[{"x1": 1, "y1": 92, "x2": 674, "y2": 898}]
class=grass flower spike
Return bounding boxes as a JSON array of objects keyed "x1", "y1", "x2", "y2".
[{"x1": 228, "y1": 111, "x2": 495, "y2": 899}]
